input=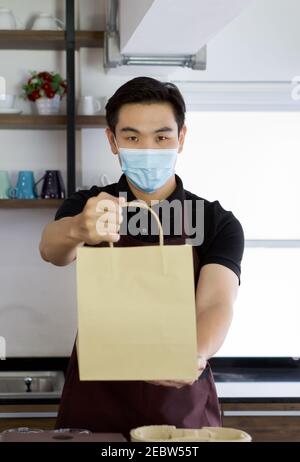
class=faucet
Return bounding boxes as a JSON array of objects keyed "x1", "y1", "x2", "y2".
[{"x1": 24, "y1": 376, "x2": 33, "y2": 393}]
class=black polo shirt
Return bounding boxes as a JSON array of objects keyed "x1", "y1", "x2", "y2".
[{"x1": 55, "y1": 173, "x2": 244, "y2": 285}]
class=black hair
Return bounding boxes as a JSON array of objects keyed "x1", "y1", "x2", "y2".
[{"x1": 105, "y1": 76, "x2": 186, "y2": 135}]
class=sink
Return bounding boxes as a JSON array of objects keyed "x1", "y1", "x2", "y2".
[{"x1": 0, "y1": 371, "x2": 64, "y2": 399}]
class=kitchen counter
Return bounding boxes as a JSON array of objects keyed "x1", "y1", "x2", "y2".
[
  {"x1": 1, "y1": 358, "x2": 299, "y2": 442},
  {"x1": 1, "y1": 358, "x2": 300, "y2": 404}
]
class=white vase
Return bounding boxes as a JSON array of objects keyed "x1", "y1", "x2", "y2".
[{"x1": 36, "y1": 95, "x2": 61, "y2": 115}]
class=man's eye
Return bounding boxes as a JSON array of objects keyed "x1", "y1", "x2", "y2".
[
  {"x1": 158, "y1": 136, "x2": 168, "y2": 141},
  {"x1": 127, "y1": 136, "x2": 138, "y2": 141}
]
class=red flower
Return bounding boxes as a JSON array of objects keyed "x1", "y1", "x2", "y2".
[
  {"x1": 38, "y1": 72, "x2": 52, "y2": 82},
  {"x1": 42, "y1": 82, "x2": 51, "y2": 91},
  {"x1": 31, "y1": 90, "x2": 40, "y2": 101},
  {"x1": 46, "y1": 90, "x2": 55, "y2": 99}
]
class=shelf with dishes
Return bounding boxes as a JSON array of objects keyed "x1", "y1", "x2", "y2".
[
  {"x1": 0, "y1": 3, "x2": 102, "y2": 198},
  {"x1": 0, "y1": 170, "x2": 65, "y2": 209}
]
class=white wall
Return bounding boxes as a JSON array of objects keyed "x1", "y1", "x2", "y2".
[
  {"x1": 170, "y1": 0, "x2": 300, "y2": 81},
  {"x1": 0, "y1": 0, "x2": 299, "y2": 357},
  {"x1": 0, "y1": 210, "x2": 77, "y2": 357}
]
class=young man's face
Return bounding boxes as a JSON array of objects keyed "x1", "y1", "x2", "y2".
[{"x1": 106, "y1": 102, "x2": 186, "y2": 154}]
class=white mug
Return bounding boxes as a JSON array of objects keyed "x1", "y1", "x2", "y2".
[
  {"x1": 31, "y1": 13, "x2": 65, "y2": 31},
  {"x1": 0, "y1": 8, "x2": 22, "y2": 30},
  {"x1": 78, "y1": 96, "x2": 102, "y2": 115}
]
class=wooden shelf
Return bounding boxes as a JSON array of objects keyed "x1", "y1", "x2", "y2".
[
  {"x1": 76, "y1": 31, "x2": 104, "y2": 49},
  {"x1": 0, "y1": 30, "x2": 104, "y2": 50},
  {"x1": 0, "y1": 199, "x2": 64, "y2": 209},
  {"x1": 0, "y1": 115, "x2": 106, "y2": 129},
  {"x1": 77, "y1": 115, "x2": 107, "y2": 129}
]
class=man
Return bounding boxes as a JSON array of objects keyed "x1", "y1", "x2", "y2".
[{"x1": 39, "y1": 77, "x2": 244, "y2": 439}]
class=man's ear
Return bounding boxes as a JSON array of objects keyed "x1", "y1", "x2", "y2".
[
  {"x1": 178, "y1": 125, "x2": 187, "y2": 153},
  {"x1": 105, "y1": 128, "x2": 119, "y2": 155}
]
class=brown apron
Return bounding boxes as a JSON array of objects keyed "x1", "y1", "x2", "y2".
[{"x1": 55, "y1": 231, "x2": 221, "y2": 440}]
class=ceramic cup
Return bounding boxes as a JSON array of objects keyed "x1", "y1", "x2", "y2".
[
  {"x1": 0, "y1": 8, "x2": 23, "y2": 29},
  {"x1": 8, "y1": 171, "x2": 38, "y2": 200},
  {"x1": 31, "y1": 13, "x2": 65, "y2": 31},
  {"x1": 77, "y1": 96, "x2": 102, "y2": 115},
  {"x1": 0, "y1": 8, "x2": 17, "y2": 29}
]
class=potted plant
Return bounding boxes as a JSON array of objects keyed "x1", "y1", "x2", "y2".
[{"x1": 21, "y1": 71, "x2": 67, "y2": 115}]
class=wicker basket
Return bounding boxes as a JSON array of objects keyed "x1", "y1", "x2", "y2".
[{"x1": 130, "y1": 425, "x2": 252, "y2": 442}]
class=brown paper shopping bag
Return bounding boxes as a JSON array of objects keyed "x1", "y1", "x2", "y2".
[{"x1": 76, "y1": 200, "x2": 198, "y2": 381}]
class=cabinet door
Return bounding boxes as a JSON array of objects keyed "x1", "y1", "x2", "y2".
[
  {"x1": 0, "y1": 404, "x2": 58, "y2": 433},
  {"x1": 221, "y1": 403, "x2": 300, "y2": 442}
]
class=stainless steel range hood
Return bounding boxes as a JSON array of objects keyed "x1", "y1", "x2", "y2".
[{"x1": 104, "y1": 0, "x2": 254, "y2": 72}]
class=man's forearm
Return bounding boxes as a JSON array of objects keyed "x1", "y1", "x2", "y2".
[
  {"x1": 196, "y1": 303, "x2": 233, "y2": 360},
  {"x1": 39, "y1": 216, "x2": 84, "y2": 267}
]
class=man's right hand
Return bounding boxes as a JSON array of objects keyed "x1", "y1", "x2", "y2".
[{"x1": 71, "y1": 192, "x2": 126, "y2": 246}]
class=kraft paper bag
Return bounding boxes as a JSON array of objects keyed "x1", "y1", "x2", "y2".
[{"x1": 76, "y1": 201, "x2": 198, "y2": 381}]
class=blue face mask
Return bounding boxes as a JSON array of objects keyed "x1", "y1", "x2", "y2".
[{"x1": 117, "y1": 147, "x2": 178, "y2": 193}]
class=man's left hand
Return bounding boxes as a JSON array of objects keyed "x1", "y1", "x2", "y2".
[{"x1": 146, "y1": 355, "x2": 207, "y2": 389}]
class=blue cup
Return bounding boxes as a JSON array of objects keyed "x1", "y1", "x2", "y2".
[{"x1": 8, "y1": 171, "x2": 38, "y2": 199}]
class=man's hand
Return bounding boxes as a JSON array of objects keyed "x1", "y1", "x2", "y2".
[
  {"x1": 71, "y1": 192, "x2": 125, "y2": 246},
  {"x1": 146, "y1": 355, "x2": 207, "y2": 389}
]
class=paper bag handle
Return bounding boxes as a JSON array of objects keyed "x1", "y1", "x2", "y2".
[{"x1": 109, "y1": 200, "x2": 164, "y2": 248}]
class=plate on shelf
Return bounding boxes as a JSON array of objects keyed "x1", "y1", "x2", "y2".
[{"x1": 0, "y1": 108, "x2": 23, "y2": 114}]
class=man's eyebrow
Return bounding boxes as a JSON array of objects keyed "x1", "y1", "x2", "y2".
[
  {"x1": 154, "y1": 126, "x2": 174, "y2": 133},
  {"x1": 120, "y1": 126, "x2": 174, "y2": 134},
  {"x1": 120, "y1": 127, "x2": 140, "y2": 133}
]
